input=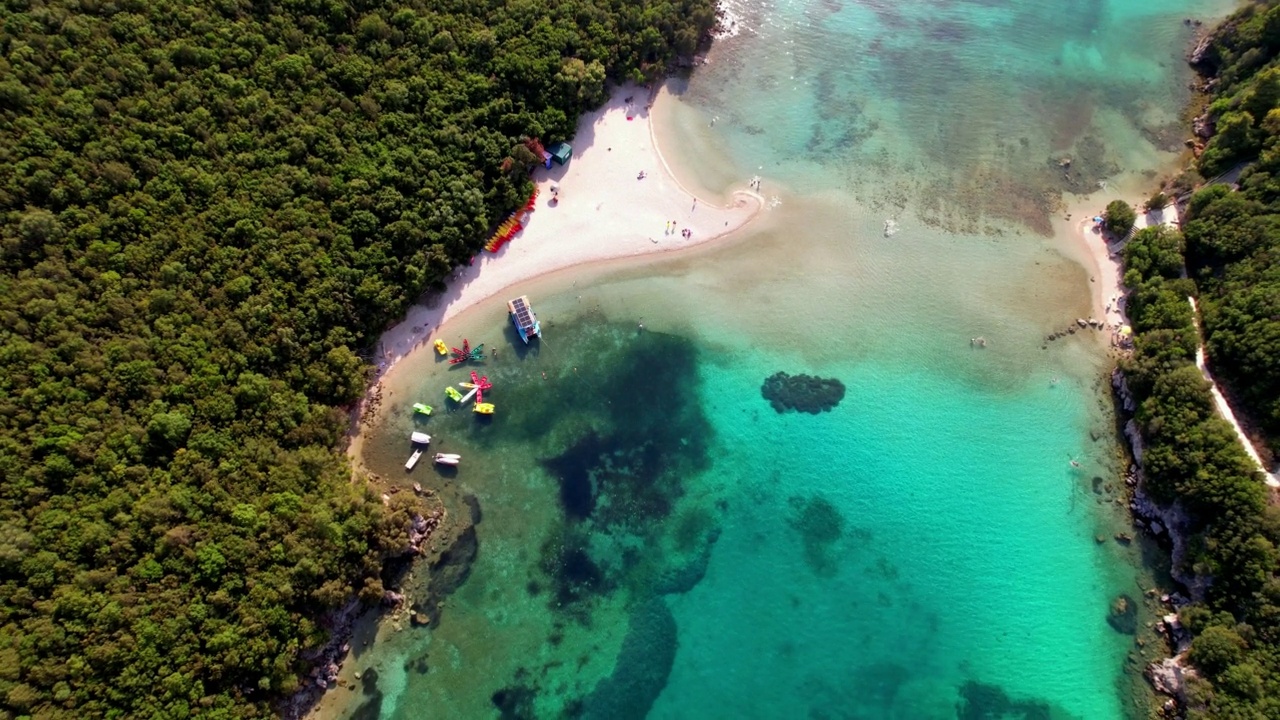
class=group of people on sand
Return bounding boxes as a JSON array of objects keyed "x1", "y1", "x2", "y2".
[{"x1": 664, "y1": 221, "x2": 692, "y2": 239}]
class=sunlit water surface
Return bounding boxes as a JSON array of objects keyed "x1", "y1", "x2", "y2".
[{"x1": 341, "y1": 0, "x2": 1233, "y2": 718}]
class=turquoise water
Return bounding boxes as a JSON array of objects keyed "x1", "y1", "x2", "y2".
[
  {"x1": 656, "y1": 351, "x2": 1123, "y2": 719},
  {"x1": 337, "y1": 0, "x2": 1236, "y2": 718}
]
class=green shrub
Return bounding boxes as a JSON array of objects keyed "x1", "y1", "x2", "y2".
[{"x1": 1104, "y1": 199, "x2": 1137, "y2": 236}]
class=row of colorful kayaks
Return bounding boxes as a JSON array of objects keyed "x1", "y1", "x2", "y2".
[
  {"x1": 414, "y1": 390, "x2": 494, "y2": 417},
  {"x1": 437, "y1": 388, "x2": 494, "y2": 413}
]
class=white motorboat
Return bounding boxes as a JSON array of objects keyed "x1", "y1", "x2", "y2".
[
  {"x1": 410, "y1": 431, "x2": 432, "y2": 445},
  {"x1": 434, "y1": 453, "x2": 461, "y2": 466},
  {"x1": 405, "y1": 449, "x2": 424, "y2": 470}
]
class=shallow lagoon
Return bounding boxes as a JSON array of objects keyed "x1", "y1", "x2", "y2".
[{"x1": 344, "y1": 0, "x2": 1235, "y2": 717}]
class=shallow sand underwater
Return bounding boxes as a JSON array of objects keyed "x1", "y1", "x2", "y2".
[{"x1": 339, "y1": 0, "x2": 1237, "y2": 717}]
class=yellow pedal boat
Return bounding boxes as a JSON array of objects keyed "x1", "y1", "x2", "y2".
[
  {"x1": 473, "y1": 403, "x2": 495, "y2": 415},
  {"x1": 445, "y1": 386, "x2": 463, "y2": 402},
  {"x1": 434, "y1": 339, "x2": 448, "y2": 356}
]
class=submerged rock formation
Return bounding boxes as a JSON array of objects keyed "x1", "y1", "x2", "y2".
[
  {"x1": 1112, "y1": 370, "x2": 1206, "y2": 600},
  {"x1": 579, "y1": 598, "x2": 678, "y2": 720},
  {"x1": 1107, "y1": 594, "x2": 1139, "y2": 635},
  {"x1": 1111, "y1": 367, "x2": 1210, "y2": 715},
  {"x1": 761, "y1": 371, "x2": 846, "y2": 414}
]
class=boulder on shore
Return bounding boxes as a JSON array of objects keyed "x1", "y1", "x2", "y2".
[{"x1": 1147, "y1": 655, "x2": 1195, "y2": 700}]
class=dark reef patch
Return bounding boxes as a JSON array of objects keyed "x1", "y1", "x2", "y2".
[
  {"x1": 543, "y1": 432, "x2": 604, "y2": 520},
  {"x1": 419, "y1": 525, "x2": 478, "y2": 614},
  {"x1": 538, "y1": 326, "x2": 712, "y2": 530},
  {"x1": 956, "y1": 681, "x2": 1052, "y2": 720},
  {"x1": 1106, "y1": 594, "x2": 1138, "y2": 635},
  {"x1": 463, "y1": 492, "x2": 483, "y2": 524},
  {"x1": 852, "y1": 663, "x2": 911, "y2": 713},
  {"x1": 348, "y1": 668, "x2": 382, "y2": 720},
  {"x1": 762, "y1": 372, "x2": 846, "y2": 414},
  {"x1": 653, "y1": 525, "x2": 722, "y2": 595},
  {"x1": 579, "y1": 598, "x2": 679, "y2": 720},
  {"x1": 539, "y1": 527, "x2": 611, "y2": 613},
  {"x1": 406, "y1": 651, "x2": 429, "y2": 675},
  {"x1": 672, "y1": 505, "x2": 716, "y2": 554},
  {"x1": 491, "y1": 684, "x2": 538, "y2": 720},
  {"x1": 529, "y1": 323, "x2": 722, "y2": 616},
  {"x1": 789, "y1": 495, "x2": 846, "y2": 577}
]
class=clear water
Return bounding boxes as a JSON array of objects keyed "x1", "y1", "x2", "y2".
[{"x1": 336, "y1": 0, "x2": 1234, "y2": 718}]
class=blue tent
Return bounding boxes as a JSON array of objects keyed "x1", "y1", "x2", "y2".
[{"x1": 547, "y1": 142, "x2": 572, "y2": 165}]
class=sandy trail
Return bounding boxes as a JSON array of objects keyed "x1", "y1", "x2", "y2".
[{"x1": 1064, "y1": 193, "x2": 1279, "y2": 486}]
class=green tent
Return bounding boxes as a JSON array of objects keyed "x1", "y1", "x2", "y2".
[{"x1": 547, "y1": 142, "x2": 572, "y2": 165}]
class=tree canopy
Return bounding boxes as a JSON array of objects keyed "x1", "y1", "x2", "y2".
[
  {"x1": 0, "y1": 0, "x2": 716, "y2": 716},
  {"x1": 1104, "y1": 199, "x2": 1137, "y2": 237},
  {"x1": 1120, "y1": 3, "x2": 1280, "y2": 715}
]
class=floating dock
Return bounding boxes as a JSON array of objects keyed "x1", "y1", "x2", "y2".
[{"x1": 508, "y1": 295, "x2": 542, "y2": 343}]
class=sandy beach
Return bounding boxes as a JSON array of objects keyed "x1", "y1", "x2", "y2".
[
  {"x1": 367, "y1": 83, "x2": 763, "y2": 384},
  {"x1": 307, "y1": 85, "x2": 766, "y2": 719},
  {"x1": 1059, "y1": 191, "x2": 1179, "y2": 345},
  {"x1": 1062, "y1": 190, "x2": 1280, "y2": 485}
]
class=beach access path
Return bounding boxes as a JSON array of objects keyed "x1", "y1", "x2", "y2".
[
  {"x1": 1070, "y1": 196, "x2": 1280, "y2": 487},
  {"x1": 369, "y1": 83, "x2": 763, "y2": 381}
]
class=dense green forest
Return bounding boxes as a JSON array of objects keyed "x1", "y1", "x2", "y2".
[
  {"x1": 1192, "y1": 1, "x2": 1280, "y2": 455},
  {"x1": 1120, "y1": 1, "x2": 1280, "y2": 717},
  {"x1": 0, "y1": 0, "x2": 715, "y2": 716}
]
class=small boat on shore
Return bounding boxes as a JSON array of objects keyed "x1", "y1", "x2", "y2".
[
  {"x1": 434, "y1": 453, "x2": 461, "y2": 466},
  {"x1": 412, "y1": 402, "x2": 433, "y2": 416},
  {"x1": 508, "y1": 295, "x2": 542, "y2": 343},
  {"x1": 406, "y1": 449, "x2": 424, "y2": 470},
  {"x1": 473, "y1": 402, "x2": 495, "y2": 415},
  {"x1": 445, "y1": 386, "x2": 463, "y2": 402},
  {"x1": 411, "y1": 431, "x2": 432, "y2": 445},
  {"x1": 434, "y1": 339, "x2": 448, "y2": 356}
]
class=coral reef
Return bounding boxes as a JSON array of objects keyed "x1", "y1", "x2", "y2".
[
  {"x1": 579, "y1": 598, "x2": 678, "y2": 720},
  {"x1": 788, "y1": 495, "x2": 846, "y2": 577},
  {"x1": 761, "y1": 371, "x2": 846, "y2": 414}
]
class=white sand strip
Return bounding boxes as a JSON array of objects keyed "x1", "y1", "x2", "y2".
[
  {"x1": 1065, "y1": 193, "x2": 1279, "y2": 486},
  {"x1": 369, "y1": 82, "x2": 762, "y2": 379}
]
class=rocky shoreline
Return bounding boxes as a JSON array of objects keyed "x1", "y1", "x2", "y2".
[
  {"x1": 278, "y1": 508, "x2": 445, "y2": 720},
  {"x1": 1110, "y1": 368, "x2": 1205, "y2": 716}
]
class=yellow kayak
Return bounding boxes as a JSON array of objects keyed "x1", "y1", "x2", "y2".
[
  {"x1": 473, "y1": 403, "x2": 495, "y2": 415},
  {"x1": 434, "y1": 339, "x2": 448, "y2": 356}
]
